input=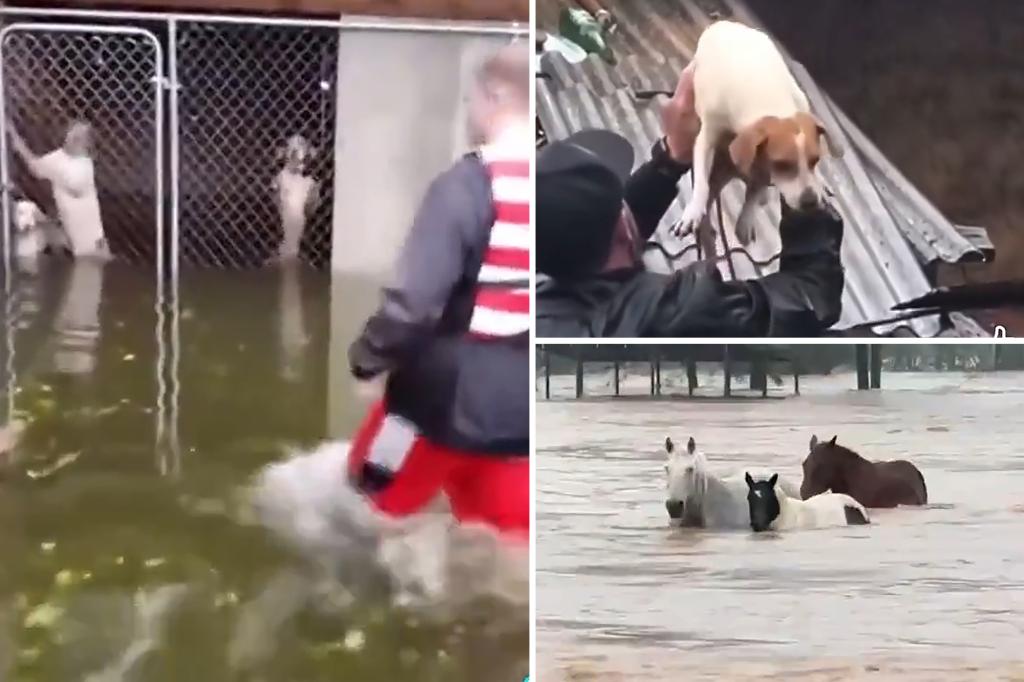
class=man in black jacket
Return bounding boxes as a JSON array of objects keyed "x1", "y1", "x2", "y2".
[{"x1": 536, "y1": 68, "x2": 845, "y2": 337}]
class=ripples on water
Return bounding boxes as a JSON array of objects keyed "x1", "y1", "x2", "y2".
[
  {"x1": 537, "y1": 369, "x2": 1024, "y2": 680},
  {"x1": 0, "y1": 260, "x2": 527, "y2": 681}
]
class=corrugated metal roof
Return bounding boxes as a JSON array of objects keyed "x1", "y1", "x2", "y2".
[{"x1": 537, "y1": 0, "x2": 990, "y2": 337}]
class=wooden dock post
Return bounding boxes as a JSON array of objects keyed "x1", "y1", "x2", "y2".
[
  {"x1": 723, "y1": 345, "x2": 733, "y2": 397},
  {"x1": 613, "y1": 360, "x2": 620, "y2": 396},
  {"x1": 750, "y1": 355, "x2": 768, "y2": 397},
  {"x1": 856, "y1": 345, "x2": 869, "y2": 390},
  {"x1": 544, "y1": 347, "x2": 551, "y2": 399},
  {"x1": 575, "y1": 354, "x2": 584, "y2": 398},
  {"x1": 655, "y1": 356, "x2": 662, "y2": 396},
  {"x1": 870, "y1": 345, "x2": 882, "y2": 389},
  {"x1": 687, "y1": 359, "x2": 698, "y2": 396}
]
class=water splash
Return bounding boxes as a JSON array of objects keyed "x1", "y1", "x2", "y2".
[{"x1": 233, "y1": 440, "x2": 528, "y2": 671}]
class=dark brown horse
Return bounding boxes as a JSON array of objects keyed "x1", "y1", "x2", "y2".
[{"x1": 800, "y1": 435, "x2": 927, "y2": 507}]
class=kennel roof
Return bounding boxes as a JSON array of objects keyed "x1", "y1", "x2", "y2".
[{"x1": 536, "y1": 0, "x2": 992, "y2": 338}]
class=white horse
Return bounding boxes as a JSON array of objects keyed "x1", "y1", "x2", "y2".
[
  {"x1": 745, "y1": 472, "x2": 870, "y2": 532},
  {"x1": 663, "y1": 436, "x2": 800, "y2": 529}
]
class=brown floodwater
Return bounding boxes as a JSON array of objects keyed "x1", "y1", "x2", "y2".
[{"x1": 537, "y1": 368, "x2": 1024, "y2": 680}]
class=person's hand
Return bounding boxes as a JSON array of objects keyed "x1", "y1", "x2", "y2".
[
  {"x1": 354, "y1": 373, "x2": 388, "y2": 401},
  {"x1": 660, "y1": 62, "x2": 700, "y2": 164}
]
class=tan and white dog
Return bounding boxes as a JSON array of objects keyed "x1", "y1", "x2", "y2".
[
  {"x1": 8, "y1": 121, "x2": 111, "y2": 258},
  {"x1": 672, "y1": 20, "x2": 842, "y2": 245},
  {"x1": 272, "y1": 134, "x2": 320, "y2": 262}
]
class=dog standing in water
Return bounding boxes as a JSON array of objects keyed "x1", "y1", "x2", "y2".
[
  {"x1": 13, "y1": 198, "x2": 48, "y2": 265},
  {"x1": 8, "y1": 121, "x2": 110, "y2": 258},
  {"x1": 271, "y1": 134, "x2": 319, "y2": 262}
]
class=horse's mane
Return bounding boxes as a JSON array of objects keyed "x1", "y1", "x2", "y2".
[
  {"x1": 816, "y1": 441, "x2": 867, "y2": 464},
  {"x1": 677, "y1": 449, "x2": 710, "y2": 510}
]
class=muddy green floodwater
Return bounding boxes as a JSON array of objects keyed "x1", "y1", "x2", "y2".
[{"x1": 0, "y1": 259, "x2": 527, "y2": 682}]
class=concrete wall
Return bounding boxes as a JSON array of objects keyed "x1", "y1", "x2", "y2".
[
  {"x1": 330, "y1": 28, "x2": 511, "y2": 277},
  {"x1": 326, "y1": 27, "x2": 514, "y2": 438}
]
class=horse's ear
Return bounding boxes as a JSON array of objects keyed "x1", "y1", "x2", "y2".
[
  {"x1": 829, "y1": 435, "x2": 837, "y2": 446},
  {"x1": 665, "y1": 437, "x2": 674, "y2": 454},
  {"x1": 809, "y1": 434, "x2": 818, "y2": 451},
  {"x1": 768, "y1": 473, "x2": 779, "y2": 487},
  {"x1": 687, "y1": 437, "x2": 696, "y2": 455},
  {"x1": 745, "y1": 472, "x2": 754, "y2": 488}
]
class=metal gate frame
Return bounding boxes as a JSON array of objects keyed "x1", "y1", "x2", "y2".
[
  {"x1": 0, "y1": 21, "x2": 167, "y2": 463},
  {"x1": 0, "y1": 22, "x2": 166, "y2": 280}
]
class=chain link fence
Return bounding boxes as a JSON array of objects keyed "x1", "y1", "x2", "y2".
[
  {"x1": 1, "y1": 12, "x2": 522, "y2": 277},
  {"x1": 0, "y1": 25, "x2": 163, "y2": 266},
  {"x1": 176, "y1": 21, "x2": 338, "y2": 269}
]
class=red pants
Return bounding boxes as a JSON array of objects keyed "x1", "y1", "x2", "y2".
[{"x1": 348, "y1": 401, "x2": 529, "y2": 539}]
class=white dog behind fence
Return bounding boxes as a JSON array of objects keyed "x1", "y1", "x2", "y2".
[
  {"x1": 7, "y1": 121, "x2": 111, "y2": 259},
  {"x1": 11, "y1": 195, "x2": 71, "y2": 272},
  {"x1": 272, "y1": 134, "x2": 319, "y2": 262}
]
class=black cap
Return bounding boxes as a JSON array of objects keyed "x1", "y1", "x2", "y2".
[{"x1": 536, "y1": 129, "x2": 635, "y2": 280}]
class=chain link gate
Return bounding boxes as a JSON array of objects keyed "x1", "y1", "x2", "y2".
[
  {"x1": 174, "y1": 20, "x2": 339, "y2": 269},
  {"x1": 0, "y1": 23, "x2": 165, "y2": 269}
]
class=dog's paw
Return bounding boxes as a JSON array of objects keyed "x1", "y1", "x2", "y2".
[{"x1": 670, "y1": 203, "x2": 706, "y2": 239}]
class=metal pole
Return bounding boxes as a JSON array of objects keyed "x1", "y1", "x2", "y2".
[
  {"x1": 613, "y1": 360, "x2": 619, "y2": 396},
  {"x1": 544, "y1": 348, "x2": 550, "y2": 400},
  {"x1": 655, "y1": 356, "x2": 661, "y2": 396},
  {"x1": 0, "y1": 30, "x2": 10, "y2": 291},
  {"x1": 169, "y1": 18, "x2": 180, "y2": 293},
  {"x1": 856, "y1": 345, "x2": 869, "y2": 390},
  {"x1": 687, "y1": 359, "x2": 697, "y2": 396},
  {"x1": 870, "y1": 344, "x2": 882, "y2": 389},
  {"x1": 575, "y1": 355, "x2": 583, "y2": 399},
  {"x1": 723, "y1": 345, "x2": 732, "y2": 398}
]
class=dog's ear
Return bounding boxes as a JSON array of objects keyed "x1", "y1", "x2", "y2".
[
  {"x1": 794, "y1": 111, "x2": 844, "y2": 159},
  {"x1": 745, "y1": 472, "x2": 754, "y2": 489},
  {"x1": 768, "y1": 473, "x2": 778, "y2": 487},
  {"x1": 829, "y1": 435, "x2": 837, "y2": 446},
  {"x1": 686, "y1": 437, "x2": 696, "y2": 455},
  {"x1": 729, "y1": 117, "x2": 774, "y2": 176},
  {"x1": 809, "y1": 434, "x2": 818, "y2": 451}
]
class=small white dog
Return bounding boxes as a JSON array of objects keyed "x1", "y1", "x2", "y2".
[
  {"x1": 12, "y1": 197, "x2": 70, "y2": 267},
  {"x1": 8, "y1": 121, "x2": 110, "y2": 258},
  {"x1": 14, "y1": 199, "x2": 47, "y2": 261},
  {"x1": 673, "y1": 20, "x2": 843, "y2": 245},
  {"x1": 272, "y1": 134, "x2": 319, "y2": 262}
]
